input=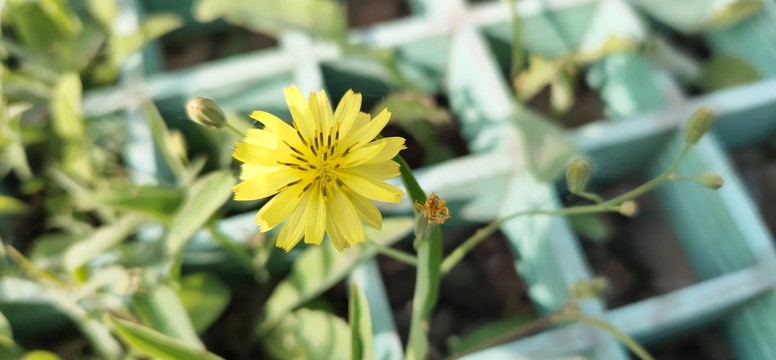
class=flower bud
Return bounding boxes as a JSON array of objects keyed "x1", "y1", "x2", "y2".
[
  {"x1": 186, "y1": 97, "x2": 226, "y2": 129},
  {"x1": 684, "y1": 107, "x2": 714, "y2": 145},
  {"x1": 619, "y1": 201, "x2": 639, "y2": 217},
  {"x1": 566, "y1": 159, "x2": 590, "y2": 194},
  {"x1": 699, "y1": 172, "x2": 723, "y2": 189}
]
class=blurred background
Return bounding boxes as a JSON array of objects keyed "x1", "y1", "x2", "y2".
[{"x1": 1, "y1": 0, "x2": 776, "y2": 359}]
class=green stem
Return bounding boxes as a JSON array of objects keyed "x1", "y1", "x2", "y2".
[
  {"x1": 225, "y1": 122, "x2": 245, "y2": 138},
  {"x1": 369, "y1": 242, "x2": 418, "y2": 266},
  {"x1": 558, "y1": 314, "x2": 654, "y2": 360},
  {"x1": 206, "y1": 225, "x2": 254, "y2": 271},
  {"x1": 440, "y1": 205, "x2": 618, "y2": 275},
  {"x1": 604, "y1": 145, "x2": 691, "y2": 205},
  {"x1": 507, "y1": 0, "x2": 524, "y2": 79}
]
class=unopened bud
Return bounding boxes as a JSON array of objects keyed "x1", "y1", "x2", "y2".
[
  {"x1": 619, "y1": 201, "x2": 639, "y2": 217},
  {"x1": 684, "y1": 107, "x2": 714, "y2": 145},
  {"x1": 566, "y1": 159, "x2": 590, "y2": 194},
  {"x1": 186, "y1": 97, "x2": 226, "y2": 128},
  {"x1": 570, "y1": 277, "x2": 609, "y2": 299},
  {"x1": 699, "y1": 172, "x2": 723, "y2": 189}
]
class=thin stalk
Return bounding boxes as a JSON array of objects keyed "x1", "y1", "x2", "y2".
[
  {"x1": 369, "y1": 242, "x2": 418, "y2": 266},
  {"x1": 206, "y1": 225, "x2": 254, "y2": 271},
  {"x1": 225, "y1": 122, "x2": 245, "y2": 138},
  {"x1": 604, "y1": 145, "x2": 691, "y2": 205},
  {"x1": 506, "y1": 0, "x2": 524, "y2": 79},
  {"x1": 560, "y1": 314, "x2": 654, "y2": 360}
]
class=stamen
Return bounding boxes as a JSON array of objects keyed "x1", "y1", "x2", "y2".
[
  {"x1": 283, "y1": 140, "x2": 304, "y2": 156},
  {"x1": 296, "y1": 129, "x2": 308, "y2": 146},
  {"x1": 293, "y1": 155, "x2": 309, "y2": 163}
]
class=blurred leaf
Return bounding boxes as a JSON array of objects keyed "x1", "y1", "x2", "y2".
[
  {"x1": 549, "y1": 75, "x2": 574, "y2": 114},
  {"x1": 447, "y1": 314, "x2": 535, "y2": 355},
  {"x1": 194, "y1": 0, "x2": 347, "y2": 41},
  {"x1": 21, "y1": 350, "x2": 61, "y2": 360},
  {"x1": 178, "y1": 273, "x2": 231, "y2": 334},
  {"x1": 164, "y1": 170, "x2": 236, "y2": 258},
  {"x1": 107, "y1": 315, "x2": 222, "y2": 360},
  {"x1": 0, "y1": 195, "x2": 26, "y2": 215},
  {"x1": 0, "y1": 311, "x2": 14, "y2": 349},
  {"x1": 704, "y1": 0, "x2": 762, "y2": 31},
  {"x1": 254, "y1": 217, "x2": 413, "y2": 337},
  {"x1": 134, "y1": 285, "x2": 205, "y2": 349},
  {"x1": 111, "y1": 14, "x2": 182, "y2": 65},
  {"x1": 62, "y1": 214, "x2": 145, "y2": 276},
  {"x1": 568, "y1": 214, "x2": 613, "y2": 243},
  {"x1": 94, "y1": 185, "x2": 184, "y2": 223},
  {"x1": 263, "y1": 309, "x2": 350, "y2": 360},
  {"x1": 87, "y1": 0, "x2": 118, "y2": 29},
  {"x1": 349, "y1": 284, "x2": 374, "y2": 360},
  {"x1": 142, "y1": 101, "x2": 186, "y2": 182},
  {"x1": 512, "y1": 109, "x2": 576, "y2": 182},
  {"x1": 380, "y1": 91, "x2": 455, "y2": 164},
  {"x1": 696, "y1": 54, "x2": 760, "y2": 92},
  {"x1": 5, "y1": 0, "x2": 81, "y2": 50},
  {"x1": 50, "y1": 73, "x2": 92, "y2": 182},
  {"x1": 515, "y1": 55, "x2": 561, "y2": 102}
]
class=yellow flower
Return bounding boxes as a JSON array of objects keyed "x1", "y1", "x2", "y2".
[{"x1": 232, "y1": 85, "x2": 406, "y2": 251}]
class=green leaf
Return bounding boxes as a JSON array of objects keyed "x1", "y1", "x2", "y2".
[
  {"x1": 179, "y1": 273, "x2": 231, "y2": 333},
  {"x1": 50, "y1": 73, "x2": 92, "y2": 181},
  {"x1": 194, "y1": 0, "x2": 347, "y2": 41},
  {"x1": 349, "y1": 283, "x2": 375, "y2": 360},
  {"x1": 62, "y1": 215, "x2": 145, "y2": 276},
  {"x1": 511, "y1": 109, "x2": 576, "y2": 182},
  {"x1": 704, "y1": 0, "x2": 762, "y2": 31},
  {"x1": 133, "y1": 285, "x2": 205, "y2": 349},
  {"x1": 164, "y1": 170, "x2": 236, "y2": 257},
  {"x1": 0, "y1": 311, "x2": 14, "y2": 349},
  {"x1": 141, "y1": 101, "x2": 187, "y2": 182},
  {"x1": 380, "y1": 91, "x2": 455, "y2": 164},
  {"x1": 87, "y1": 0, "x2": 117, "y2": 29},
  {"x1": 6, "y1": 0, "x2": 81, "y2": 50},
  {"x1": 0, "y1": 195, "x2": 26, "y2": 215},
  {"x1": 696, "y1": 54, "x2": 761, "y2": 92},
  {"x1": 263, "y1": 309, "x2": 350, "y2": 360},
  {"x1": 107, "y1": 315, "x2": 222, "y2": 360},
  {"x1": 94, "y1": 185, "x2": 185, "y2": 223},
  {"x1": 254, "y1": 217, "x2": 413, "y2": 337}
]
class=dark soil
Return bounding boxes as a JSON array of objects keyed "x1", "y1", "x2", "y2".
[
  {"x1": 162, "y1": 28, "x2": 277, "y2": 71},
  {"x1": 347, "y1": 0, "x2": 411, "y2": 29},
  {"x1": 731, "y1": 144, "x2": 776, "y2": 235}
]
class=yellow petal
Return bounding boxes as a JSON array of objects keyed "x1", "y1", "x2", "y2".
[
  {"x1": 276, "y1": 195, "x2": 309, "y2": 251},
  {"x1": 244, "y1": 128, "x2": 278, "y2": 149},
  {"x1": 348, "y1": 108, "x2": 391, "y2": 146},
  {"x1": 343, "y1": 140, "x2": 386, "y2": 168},
  {"x1": 325, "y1": 187, "x2": 366, "y2": 250},
  {"x1": 363, "y1": 137, "x2": 405, "y2": 164},
  {"x1": 303, "y1": 187, "x2": 326, "y2": 245},
  {"x1": 309, "y1": 90, "x2": 333, "y2": 129},
  {"x1": 340, "y1": 173, "x2": 404, "y2": 203},
  {"x1": 233, "y1": 142, "x2": 277, "y2": 166},
  {"x1": 347, "y1": 192, "x2": 382, "y2": 229},
  {"x1": 232, "y1": 169, "x2": 300, "y2": 200},
  {"x1": 342, "y1": 161, "x2": 400, "y2": 180},
  {"x1": 240, "y1": 164, "x2": 280, "y2": 180},
  {"x1": 284, "y1": 85, "x2": 315, "y2": 139},
  {"x1": 333, "y1": 90, "x2": 362, "y2": 138},
  {"x1": 255, "y1": 186, "x2": 303, "y2": 231},
  {"x1": 249, "y1": 111, "x2": 302, "y2": 150}
]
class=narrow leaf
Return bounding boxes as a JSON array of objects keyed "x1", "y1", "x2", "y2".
[
  {"x1": 0, "y1": 195, "x2": 26, "y2": 215},
  {"x1": 63, "y1": 214, "x2": 145, "y2": 275},
  {"x1": 179, "y1": 273, "x2": 231, "y2": 333},
  {"x1": 94, "y1": 185, "x2": 184, "y2": 223},
  {"x1": 107, "y1": 315, "x2": 222, "y2": 360},
  {"x1": 133, "y1": 285, "x2": 205, "y2": 349},
  {"x1": 141, "y1": 101, "x2": 187, "y2": 181},
  {"x1": 349, "y1": 283, "x2": 375, "y2": 360}
]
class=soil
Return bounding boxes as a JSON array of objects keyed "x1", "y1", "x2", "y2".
[
  {"x1": 347, "y1": 0, "x2": 411, "y2": 29},
  {"x1": 730, "y1": 144, "x2": 776, "y2": 235},
  {"x1": 162, "y1": 28, "x2": 278, "y2": 71}
]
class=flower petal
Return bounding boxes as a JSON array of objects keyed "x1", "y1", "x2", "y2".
[
  {"x1": 339, "y1": 172, "x2": 404, "y2": 203},
  {"x1": 240, "y1": 164, "x2": 280, "y2": 180},
  {"x1": 233, "y1": 142, "x2": 277, "y2": 166},
  {"x1": 244, "y1": 128, "x2": 278, "y2": 149},
  {"x1": 343, "y1": 140, "x2": 386, "y2": 168},
  {"x1": 284, "y1": 85, "x2": 315, "y2": 139},
  {"x1": 342, "y1": 161, "x2": 400, "y2": 180},
  {"x1": 254, "y1": 186, "x2": 303, "y2": 231},
  {"x1": 348, "y1": 108, "x2": 391, "y2": 147},
  {"x1": 347, "y1": 192, "x2": 382, "y2": 229},
  {"x1": 309, "y1": 90, "x2": 333, "y2": 129},
  {"x1": 275, "y1": 194, "x2": 309, "y2": 251},
  {"x1": 303, "y1": 187, "x2": 326, "y2": 245},
  {"x1": 333, "y1": 90, "x2": 362, "y2": 138},
  {"x1": 249, "y1": 111, "x2": 294, "y2": 138},
  {"x1": 325, "y1": 187, "x2": 366, "y2": 250},
  {"x1": 363, "y1": 137, "x2": 405, "y2": 164},
  {"x1": 232, "y1": 168, "x2": 300, "y2": 200}
]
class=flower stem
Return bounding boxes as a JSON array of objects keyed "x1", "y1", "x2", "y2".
[
  {"x1": 557, "y1": 313, "x2": 654, "y2": 360},
  {"x1": 225, "y1": 122, "x2": 245, "y2": 138},
  {"x1": 369, "y1": 242, "x2": 418, "y2": 266},
  {"x1": 440, "y1": 144, "x2": 693, "y2": 275}
]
